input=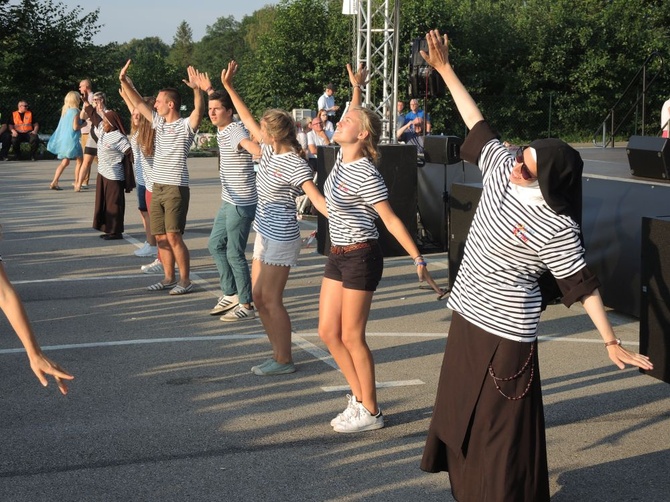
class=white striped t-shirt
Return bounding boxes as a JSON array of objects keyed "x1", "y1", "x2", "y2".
[
  {"x1": 151, "y1": 112, "x2": 196, "y2": 187},
  {"x1": 96, "y1": 127, "x2": 130, "y2": 181},
  {"x1": 323, "y1": 150, "x2": 388, "y2": 246},
  {"x1": 217, "y1": 122, "x2": 256, "y2": 206},
  {"x1": 253, "y1": 143, "x2": 314, "y2": 241},
  {"x1": 447, "y1": 139, "x2": 586, "y2": 342},
  {"x1": 129, "y1": 133, "x2": 155, "y2": 191}
]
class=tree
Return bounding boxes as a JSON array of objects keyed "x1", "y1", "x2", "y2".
[
  {"x1": 168, "y1": 21, "x2": 194, "y2": 68},
  {"x1": 193, "y1": 16, "x2": 245, "y2": 78},
  {"x1": 0, "y1": 0, "x2": 102, "y2": 131}
]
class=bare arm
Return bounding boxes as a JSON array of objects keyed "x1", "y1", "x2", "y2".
[
  {"x1": 183, "y1": 66, "x2": 204, "y2": 131},
  {"x1": 0, "y1": 263, "x2": 74, "y2": 394},
  {"x1": 119, "y1": 59, "x2": 153, "y2": 122},
  {"x1": 239, "y1": 137, "x2": 261, "y2": 158},
  {"x1": 580, "y1": 290, "x2": 653, "y2": 371},
  {"x1": 346, "y1": 63, "x2": 368, "y2": 108},
  {"x1": 72, "y1": 110, "x2": 82, "y2": 131},
  {"x1": 301, "y1": 180, "x2": 327, "y2": 217},
  {"x1": 221, "y1": 61, "x2": 262, "y2": 142},
  {"x1": 420, "y1": 30, "x2": 484, "y2": 130}
]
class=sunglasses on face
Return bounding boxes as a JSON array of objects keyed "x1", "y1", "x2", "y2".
[{"x1": 515, "y1": 146, "x2": 536, "y2": 180}]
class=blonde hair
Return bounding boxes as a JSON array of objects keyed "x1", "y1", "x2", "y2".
[
  {"x1": 132, "y1": 96, "x2": 156, "y2": 158},
  {"x1": 261, "y1": 108, "x2": 307, "y2": 160},
  {"x1": 62, "y1": 91, "x2": 81, "y2": 116},
  {"x1": 353, "y1": 106, "x2": 382, "y2": 164}
]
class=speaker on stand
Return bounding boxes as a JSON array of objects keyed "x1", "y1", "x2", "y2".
[{"x1": 409, "y1": 38, "x2": 445, "y2": 99}]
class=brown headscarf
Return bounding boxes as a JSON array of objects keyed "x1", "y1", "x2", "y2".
[{"x1": 103, "y1": 110, "x2": 127, "y2": 135}]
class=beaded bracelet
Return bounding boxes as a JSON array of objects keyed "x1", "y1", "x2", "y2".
[
  {"x1": 413, "y1": 256, "x2": 427, "y2": 267},
  {"x1": 604, "y1": 338, "x2": 621, "y2": 347}
]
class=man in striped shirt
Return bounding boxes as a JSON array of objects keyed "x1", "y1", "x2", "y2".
[
  {"x1": 119, "y1": 60, "x2": 204, "y2": 295},
  {"x1": 202, "y1": 88, "x2": 257, "y2": 321}
]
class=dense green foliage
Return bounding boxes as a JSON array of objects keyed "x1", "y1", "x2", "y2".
[{"x1": 2, "y1": 0, "x2": 669, "y2": 142}]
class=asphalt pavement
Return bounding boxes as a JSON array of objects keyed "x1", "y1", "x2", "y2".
[{"x1": 0, "y1": 156, "x2": 668, "y2": 502}]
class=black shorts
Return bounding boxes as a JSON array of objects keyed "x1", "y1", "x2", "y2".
[{"x1": 324, "y1": 242, "x2": 383, "y2": 291}]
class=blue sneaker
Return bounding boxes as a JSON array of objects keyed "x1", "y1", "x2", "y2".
[{"x1": 252, "y1": 359, "x2": 296, "y2": 376}]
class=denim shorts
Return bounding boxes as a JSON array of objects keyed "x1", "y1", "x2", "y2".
[
  {"x1": 324, "y1": 242, "x2": 384, "y2": 291},
  {"x1": 137, "y1": 184, "x2": 147, "y2": 212},
  {"x1": 252, "y1": 233, "x2": 302, "y2": 267}
]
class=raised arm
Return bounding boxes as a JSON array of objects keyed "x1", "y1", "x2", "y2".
[
  {"x1": 346, "y1": 63, "x2": 368, "y2": 109},
  {"x1": 183, "y1": 65, "x2": 205, "y2": 131},
  {"x1": 119, "y1": 60, "x2": 153, "y2": 122},
  {"x1": 221, "y1": 61, "x2": 262, "y2": 143},
  {"x1": 420, "y1": 30, "x2": 483, "y2": 130},
  {"x1": 118, "y1": 85, "x2": 136, "y2": 114}
]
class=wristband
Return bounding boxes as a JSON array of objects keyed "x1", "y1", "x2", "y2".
[
  {"x1": 205, "y1": 86, "x2": 213, "y2": 94},
  {"x1": 604, "y1": 338, "x2": 621, "y2": 347},
  {"x1": 413, "y1": 256, "x2": 426, "y2": 266}
]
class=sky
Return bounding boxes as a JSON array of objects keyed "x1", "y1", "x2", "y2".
[{"x1": 15, "y1": 0, "x2": 278, "y2": 45}]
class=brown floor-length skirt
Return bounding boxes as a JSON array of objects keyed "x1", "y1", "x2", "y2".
[
  {"x1": 93, "y1": 173, "x2": 125, "y2": 235},
  {"x1": 421, "y1": 312, "x2": 550, "y2": 502}
]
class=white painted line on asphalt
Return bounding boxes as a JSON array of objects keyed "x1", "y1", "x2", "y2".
[
  {"x1": 0, "y1": 333, "x2": 640, "y2": 356},
  {"x1": 322, "y1": 380, "x2": 425, "y2": 392},
  {"x1": 11, "y1": 271, "x2": 219, "y2": 285}
]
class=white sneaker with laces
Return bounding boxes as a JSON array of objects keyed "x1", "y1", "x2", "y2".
[
  {"x1": 209, "y1": 295, "x2": 239, "y2": 316},
  {"x1": 134, "y1": 242, "x2": 149, "y2": 257},
  {"x1": 220, "y1": 304, "x2": 255, "y2": 322},
  {"x1": 330, "y1": 394, "x2": 359, "y2": 427},
  {"x1": 333, "y1": 403, "x2": 384, "y2": 433},
  {"x1": 141, "y1": 258, "x2": 163, "y2": 274}
]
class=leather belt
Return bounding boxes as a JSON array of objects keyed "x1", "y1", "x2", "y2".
[{"x1": 330, "y1": 240, "x2": 377, "y2": 255}]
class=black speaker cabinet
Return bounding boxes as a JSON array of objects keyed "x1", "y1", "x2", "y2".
[
  {"x1": 626, "y1": 136, "x2": 670, "y2": 181},
  {"x1": 316, "y1": 144, "x2": 418, "y2": 257},
  {"x1": 448, "y1": 183, "x2": 482, "y2": 290},
  {"x1": 409, "y1": 38, "x2": 445, "y2": 99},
  {"x1": 423, "y1": 135, "x2": 462, "y2": 165},
  {"x1": 639, "y1": 216, "x2": 670, "y2": 383}
]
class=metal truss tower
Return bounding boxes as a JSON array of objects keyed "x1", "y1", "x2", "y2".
[{"x1": 352, "y1": 0, "x2": 400, "y2": 143}]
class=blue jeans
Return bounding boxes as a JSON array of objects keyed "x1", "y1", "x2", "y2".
[{"x1": 208, "y1": 202, "x2": 256, "y2": 304}]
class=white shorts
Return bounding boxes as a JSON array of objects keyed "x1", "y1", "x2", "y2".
[{"x1": 252, "y1": 233, "x2": 302, "y2": 267}]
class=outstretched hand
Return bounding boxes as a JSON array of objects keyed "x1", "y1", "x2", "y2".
[
  {"x1": 420, "y1": 29, "x2": 450, "y2": 70},
  {"x1": 195, "y1": 71, "x2": 213, "y2": 93},
  {"x1": 346, "y1": 62, "x2": 369, "y2": 88},
  {"x1": 607, "y1": 344, "x2": 653, "y2": 371},
  {"x1": 119, "y1": 59, "x2": 132, "y2": 82},
  {"x1": 29, "y1": 352, "x2": 74, "y2": 395},
  {"x1": 221, "y1": 61, "x2": 239, "y2": 89},
  {"x1": 183, "y1": 66, "x2": 201, "y2": 90}
]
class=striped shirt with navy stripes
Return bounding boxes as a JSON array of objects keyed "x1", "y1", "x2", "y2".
[
  {"x1": 447, "y1": 139, "x2": 586, "y2": 342},
  {"x1": 253, "y1": 143, "x2": 314, "y2": 241},
  {"x1": 151, "y1": 112, "x2": 196, "y2": 187},
  {"x1": 217, "y1": 122, "x2": 256, "y2": 206},
  {"x1": 96, "y1": 127, "x2": 130, "y2": 181},
  {"x1": 323, "y1": 150, "x2": 388, "y2": 246}
]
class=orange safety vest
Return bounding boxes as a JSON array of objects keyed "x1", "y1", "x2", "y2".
[{"x1": 12, "y1": 110, "x2": 34, "y2": 133}]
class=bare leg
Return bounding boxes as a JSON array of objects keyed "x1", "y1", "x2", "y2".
[
  {"x1": 155, "y1": 234, "x2": 175, "y2": 284},
  {"x1": 318, "y1": 277, "x2": 377, "y2": 414},
  {"x1": 139, "y1": 210, "x2": 156, "y2": 246},
  {"x1": 252, "y1": 259, "x2": 292, "y2": 363},
  {"x1": 76, "y1": 153, "x2": 94, "y2": 190},
  {"x1": 50, "y1": 159, "x2": 70, "y2": 188},
  {"x1": 166, "y1": 232, "x2": 190, "y2": 286}
]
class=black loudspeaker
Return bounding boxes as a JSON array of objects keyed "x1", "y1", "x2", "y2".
[
  {"x1": 639, "y1": 216, "x2": 670, "y2": 384},
  {"x1": 423, "y1": 135, "x2": 463, "y2": 165},
  {"x1": 409, "y1": 38, "x2": 445, "y2": 99},
  {"x1": 316, "y1": 144, "x2": 418, "y2": 257},
  {"x1": 316, "y1": 145, "x2": 339, "y2": 255},
  {"x1": 448, "y1": 183, "x2": 482, "y2": 290},
  {"x1": 626, "y1": 135, "x2": 670, "y2": 181}
]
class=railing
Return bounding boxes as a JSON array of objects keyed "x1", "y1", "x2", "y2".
[{"x1": 592, "y1": 51, "x2": 664, "y2": 147}]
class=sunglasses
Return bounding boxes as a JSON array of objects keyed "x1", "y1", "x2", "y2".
[{"x1": 515, "y1": 146, "x2": 536, "y2": 180}]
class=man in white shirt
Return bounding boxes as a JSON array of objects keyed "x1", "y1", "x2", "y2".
[{"x1": 317, "y1": 83, "x2": 340, "y2": 126}]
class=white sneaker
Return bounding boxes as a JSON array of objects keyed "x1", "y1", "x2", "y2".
[
  {"x1": 220, "y1": 304, "x2": 255, "y2": 322},
  {"x1": 330, "y1": 394, "x2": 359, "y2": 427},
  {"x1": 134, "y1": 242, "x2": 157, "y2": 257},
  {"x1": 333, "y1": 403, "x2": 384, "y2": 433},
  {"x1": 209, "y1": 295, "x2": 239, "y2": 316},
  {"x1": 141, "y1": 258, "x2": 163, "y2": 274}
]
